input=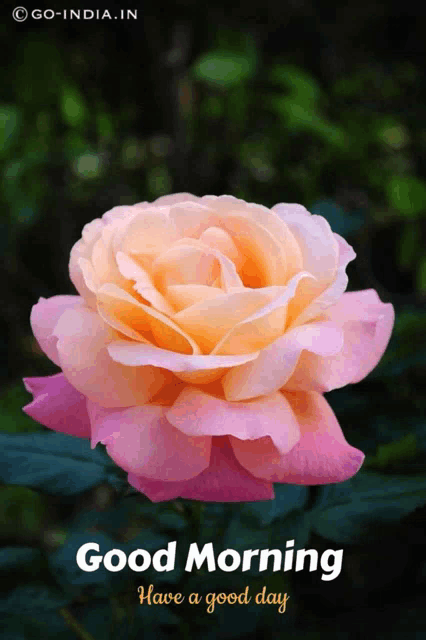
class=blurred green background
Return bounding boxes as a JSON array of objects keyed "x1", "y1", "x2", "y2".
[{"x1": 1, "y1": 1, "x2": 426, "y2": 638}]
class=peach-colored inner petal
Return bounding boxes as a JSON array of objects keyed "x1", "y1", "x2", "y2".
[
  {"x1": 152, "y1": 243, "x2": 221, "y2": 294},
  {"x1": 168, "y1": 201, "x2": 220, "y2": 238},
  {"x1": 166, "y1": 284, "x2": 226, "y2": 312},
  {"x1": 199, "y1": 226, "x2": 244, "y2": 270},
  {"x1": 218, "y1": 215, "x2": 288, "y2": 287},
  {"x1": 97, "y1": 283, "x2": 200, "y2": 354},
  {"x1": 211, "y1": 272, "x2": 313, "y2": 356},
  {"x1": 113, "y1": 208, "x2": 179, "y2": 259},
  {"x1": 115, "y1": 251, "x2": 174, "y2": 315},
  {"x1": 173, "y1": 288, "x2": 287, "y2": 354}
]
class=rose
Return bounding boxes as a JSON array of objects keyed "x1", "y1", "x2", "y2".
[{"x1": 23, "y1": 193, "x2": 394, "y2": 502}]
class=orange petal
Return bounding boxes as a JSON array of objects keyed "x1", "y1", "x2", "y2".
[
  {"x1": 166, "y1": 284, "x2": 226, "y2": 312},
  {"x1": 115, "y1": 251, "x2": 174, "y2": 315},
  {"x1": 97, "y1": 283, "x2": 200, "y2": 354},
  {"x1": 173, "y1": 287, "x2": 287, "y2": 354}
]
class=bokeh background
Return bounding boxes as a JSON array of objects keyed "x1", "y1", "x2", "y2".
[{"x1": 1, "y1": 1, "x2": 426, "y2": 638}]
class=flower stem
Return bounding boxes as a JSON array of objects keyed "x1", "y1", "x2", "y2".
[{"x1": 59, "y1": 607, "x2": 97, "y2": 640}]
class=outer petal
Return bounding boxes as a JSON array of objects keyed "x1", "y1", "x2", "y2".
[
  {"x1": 271, "y1": 202, "x2": 311, "y2": 217},
  {"x1": 276, "y1": 213, "x2": 341, "y2": 326},
  {"x1": 153, "y1": 192, "x2": 202, "y2": 206},
  {"x1": 166, "y1": 387, "x2": 300, "y2": 455},
  {"x1": 290, "y1": 233, "x2": 356, "y2": 328},
  {"x1": 275, "y1": 212, "x2": 338, "y2": 284},
  {"x1": 69, "y1": 218, "x2": 104, "y2": 306},
  {"x1": 102, "y1": 203, "x2": 148, "y2": 225},
  {"x1": 30, "y1": 295, "x2": 85, "y2": 366},
  {"x1": 128, "y1": 437, "x2": 274, "y2": 502},
  {"x1": 232, "y1": 391, "x2": 364, "y2": 484},
  {"x1": 54, "y1": 307, "x2": 169, "y2": 408},
  {"x1": 23, "y1": 373, "x2": 90, "y2": 438},
  {"x1": 87, "y1": 402, "x2": 211, "y2": 482},
  {"x1": 222, "y1": 320, "x2": 344, "y2": 401},
  {"x1": 285, "y1": 289, "x2": 395, "y2": 392}
]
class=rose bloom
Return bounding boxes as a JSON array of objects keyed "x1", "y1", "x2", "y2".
[{"x1": 23, "y1": 194, "x2": 394, "y2": 502}]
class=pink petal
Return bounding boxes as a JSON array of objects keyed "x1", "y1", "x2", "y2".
[
  {"x1": 102, "y1": 203, "x2": 147, "y2": 225},
  {"x1": 30, "y1": 296, "x2": 85, "y2": 366},
  {"x1": 166, "y1": 387, "x2": 300, "y2": 455},
  {"x1": 277, "y1": 213, "x2": 338, "y2": 284},
  {"x1": 222, "y1": 320, "x2": 344, "y2": 401},
  {"x1": 271, "y1": 202, "x2": 311, "y2": 217},
  {"x1": 233, "y1": 391, "x2": 364, "y2": 484},
  {"x1": 87, "y1": 402, "x2": 211, "y2": 482},
  {"x1": 54, "y1": 307, "x2": 169, "y2": 408},
  {"x1": 285, "y1": 289, "x2": 395, "y2": 392},
  {"x1": 23, "y1": 373, "x2": 91, "y2": 438},
  {"x1": 153, "y1": 193, "x2": 202, "y2": 206},
  {"x1": 128, "y1": 437, "x2": 274, "y2": 502}
]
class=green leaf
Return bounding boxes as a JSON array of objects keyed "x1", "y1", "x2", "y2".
[
  {"x1": 0, "y1": 486, "x2": 47, "y2": 538},
  {"x1": 269, "y1": 509, "x2": 312, "y2": 550},
  {"x1": 61, "y1": 84, "x2": 87, "y2": 128},
  {"x1": 0, "y1": 384, "x2": 44, "y2": 433},
  {"x1": 0, "y1": 106, "x2": 21, "y2": 155},
  {"x1": 0, "y1": 432, "x2": 121, "y2": 496},
  {"x1": 97, "y1": 112, "x2": 114, "y2": 141},
  {"x1": 416, "y1": 253, "x2": 426, "y2": 294},
  {"x1": 312, "y1": 471, "x2": 426, "y2": 543},
  {"x1": 269, "y1": 64, "x2": 321, "y2": 107},
  {"x1": 73, "y1": 152, "x2": 103, "y2": 179},
  {"x1": 376, "y1": 119, "x2": 409, "y2": 150},
  {"x1": 193, "y1": 52, "x2": 255, "y2": 88},
  {"x1": 0, "y1": 611, "x2": 75, "y2": 640},
  {"x1": 240, "y1": 485, "x2": 308, "y2": 528},
  {"x1": 398, "y1": 221, "x2": 421, "y2": 269},
  {"x1": 365, "y1": 433, "x2": 418, "y2": 469},
  {"x1": 269, "y1": 96, "x2": 346, "y2": 148},
  {"x1": 0, "y1": 584, "x2": 70, "y2": 616},
  {"x1": 387, "y1": 175, "x2": 426, "y2": 217},
  {"x1": 147, "y1": 166, "x2": 172, "y2": 197},
  {"x1": 0, "y1": 547, "x2": 42, "y2": 571},
  {"x1": 223, "y1": 513, "x2": 268, "y2": 554},
  {"x1": 48, "y1": 531, "x2": 118, "y2": 597}
]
